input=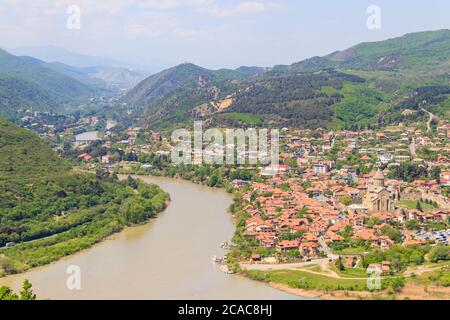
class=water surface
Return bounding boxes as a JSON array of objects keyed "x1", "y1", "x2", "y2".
[{"x1": 0, "y1": 176, "x2": 298, "y2": 300}]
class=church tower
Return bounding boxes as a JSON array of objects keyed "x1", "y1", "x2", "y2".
[{"x1": 373, "y1": 168, "x2": 385, "y2": 189}]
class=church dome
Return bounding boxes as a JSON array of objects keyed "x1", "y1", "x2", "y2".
[{"x1": 373, "y1": 169, "x2": 385, "y2": 180}]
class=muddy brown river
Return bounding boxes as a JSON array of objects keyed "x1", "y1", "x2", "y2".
[{"x1": 0, "y1": 176, "x2": 299, "y2": 300}]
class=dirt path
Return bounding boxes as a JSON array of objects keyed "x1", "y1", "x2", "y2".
[
  {"x1": 241, "y1": 258, "x2": 329, "y2": 271},
  {"x1": 243, "y1": 260, "x2": 448, "y2": 281},
  {"x1": 421, "y1": 107, "x2": 435, "y2": 132},
  {"x1": 404, "y1": 264, "x2": 445, "y2": 276}
]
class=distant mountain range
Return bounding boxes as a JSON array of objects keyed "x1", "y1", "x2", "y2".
[
  {"x1": 15, "y1": 51, "x2": 146, "y2": 90},
  {"x1": 9, "y1": 46, "x2": 147, "y2": 88},
  {"x1": 0, "y1": 47, "x2": 146, "y2": 119},
  {"x1": 0, "y1": 48, "x2": 96, "y2": 118},
  {"x1": 122, "y1": 29, "x2": 450, "y2": 130},
  {"x1": 1, "y1": 30, "x2": 449, "y2": 129},
  {"x1": 9, "y1": 46, "x2": 123, "y2": 68}
]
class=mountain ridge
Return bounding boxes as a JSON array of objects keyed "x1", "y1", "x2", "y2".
[{"x1": 122, "y1": 29, "x2": 450, "y2": 130}]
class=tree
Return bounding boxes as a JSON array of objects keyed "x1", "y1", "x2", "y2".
[
  {"x1": 208, "y1": 174, "x2": 219, "y2": 187},
  {"x1": 0, "y1": 280, "x2": 36, "y2": 300},
  {"x1": 428, "y1": 245, "x2": 449, "y2": 263},
  {"x1": 416, "y1": 201, "x2": 423, "y2": 212},
  {"x1": 429, "y1": 166, "x2": 441, "y2": 183},
  {"x1": 335, "y1": 258, "x2": 345, "y2": 272},
  {"x1": 383, "y1": 277, "x2": 405, "y2": 293},
  {"x1": 0, "y1": 286, "x2": 18, "y2": 300},
  {"x1": 340, "y1": 195, "x2": 352, "y2": 206},
  {"x1": 406, "y1": 220, "x2": 420, "y2": 230},
  {"x1": 126, "y1": 176, "x2": 138, "y2": 189},
  {"x1": 20, "y1": 279, "x2": 36, "y2": 300},
  {"x1": 381, "y1": 226, "x2": 403, "y2": 243},
  {"x1": 410, "y1": 250, "x2": 425, "y2": 265}
]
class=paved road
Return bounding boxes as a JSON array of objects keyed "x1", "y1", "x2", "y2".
[{"x1": 0, "y1": 230, "x2": 70, "y2": 250}]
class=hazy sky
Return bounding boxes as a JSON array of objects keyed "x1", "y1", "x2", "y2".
[{"x1": 1, "y1": 0, "x2": 449, "y2": 70}]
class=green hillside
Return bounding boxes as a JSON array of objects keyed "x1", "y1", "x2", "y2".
[
  {"x1": 292, "y1": 29, "x2": 450, "y2": 74},
  {"x1": 0, "y1": 49, "x2": 97, "y2": 119},
  {"x1": 0, "y1": 74, "x2": 58, "y2": 119},
  {"x1": 124, "y1": 63, "x2": 246, "y2": 129},
  {"x1": 0, "y1": 120, "x2": 169, "y2": 276},
  {"x1": 0, "y1": 119, "x2": 66, "y2": 176},
  {"x1": 0, "y1": 49, "x2": 94, "y2": 98}
]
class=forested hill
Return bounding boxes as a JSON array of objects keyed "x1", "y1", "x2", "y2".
[
  {"x1": 0, "y1": 120, "x2": 169, "y2": 276},
  {"x1": 0, "y1": 119, "x2": 67, "y2": 177},
  {"x1": 290, "y1": 29, "x2": 450, "y2": 73},
  {"x1": 123, "y1": 29, "x2": 450, "y2": 130},
  {"x1": 124, "y1": 63, "x2": 263, "y2": 106},
  {"x1": 0, "y1": 48, "x2": 96, "y2": 119},
  {"x1": 0, "y1": 48, "x2": 94, "y2": 99}
]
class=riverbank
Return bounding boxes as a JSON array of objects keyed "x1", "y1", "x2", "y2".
[
  {"x1": 0, "y1": 175, "x2": 298, "y2": 299},
  {"x1": 270, "y1": 280, "x2": 450, "y2": 300},
  {"x1": 242, "y1": 262, "x2": 450, "y2": 300},
  {"x1": 108, "y1": 166, "x2": 450, "y2": 300},
  {"x1": 0, "y1": 176, "x2": 169, "y2": 278}
]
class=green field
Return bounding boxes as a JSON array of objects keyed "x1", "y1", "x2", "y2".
[
  {"x1": 332, "y1": 266, "x2": 369, "y2": 278},
  {"x1": 226, "y1": 112, "x2": 262, "y2": 125},
  {"x1": 397, "y1": 200, "x2": 436, "y2": 210},
  {"x1": 245, "y1": 269, "x2": 368, "y2": 291},
  {"x1": 335, "y1": 247, "x2": 369, "y2": 255}
]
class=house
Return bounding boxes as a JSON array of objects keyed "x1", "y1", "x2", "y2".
[
  {"x1": 232, "y1": 179, "x2": 249, "y2": 188},
  {"x1": 74, "y1": 131, "x2": 100, "y2": 147},
  {"x1": 276, "y1": 240, "x2": 300, "y2": 253},
  {"x1": 381, "y1": 261, "x2": 391, "y2": 275},
  {"x1": 261, "y1": 164, "x2": 291, "y2": 176},
  {"x1": 378, "y1": 236, "x2": 394, "y2": 250},
  {"x1": 251, "y1": 254, "x2": 262, "y2": 262},
  {"x1": 101, "y1": 155, "x2": 111, "y2": 164},
  {"x1": 299, "y1": 242, "x2": 320, "y2": 256},
  {"x1": 78, "y1": 153, "x2": 93, "y2": 161},
  {"x1": 313, "y1": 162, "x2": 330, "y2": 175},
  {"x1": 352, "y1": 229, "x2": 378, "y2": 241},
  {"x1": 344, "y1": 256, "x2": 358, "y2": 268}
]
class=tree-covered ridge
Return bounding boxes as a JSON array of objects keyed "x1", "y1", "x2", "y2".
[
  {"x1": 219, "y1": 71, "x2": 364, "y2": 128},
  {"x1": 0, "y1": 120, "x2": 169, "y2": 276},
  {"x1": 0, "y1": 48, "x2": 102, "y2": 120},
  {"x1": 123, "y1": 29, "x2": 450, "y2": 130},
  {"x1": 0, "y1": 119, "x2": 67, "y2": 177},
  {"x1": 0, "y1": 74, "x2": 59, "y2": 119},
  {"x1": 123, "y1": 63, "x2": 266, "y2": 130},
  {"x1": 124, "y1": 63, "x2": 252, "y2": 107},
  {"x1": 0, "y1": 48, "x2": 93, "y2": 100},
  {"x1": 291, "y1": 29, "x2": 450, "y2": 73}
]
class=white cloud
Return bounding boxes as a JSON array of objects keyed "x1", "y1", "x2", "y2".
[
  {"x1": 125, "y1": 12, "x2": 180, "y2": 38},
  {"x1": 137, "y1": 0, "x2": 214, "y2": 10},
  {"x1": 202, "y1": 1, "x2": 279, "y2": 17}
]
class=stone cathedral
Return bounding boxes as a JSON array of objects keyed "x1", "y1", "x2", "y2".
[{"x1": 363, "y1": 169, "x2": 394, "y2": 212}]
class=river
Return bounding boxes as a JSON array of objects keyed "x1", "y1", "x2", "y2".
[{"x1": 0, "y1": 176, "x2": 298, "y2": 300}]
